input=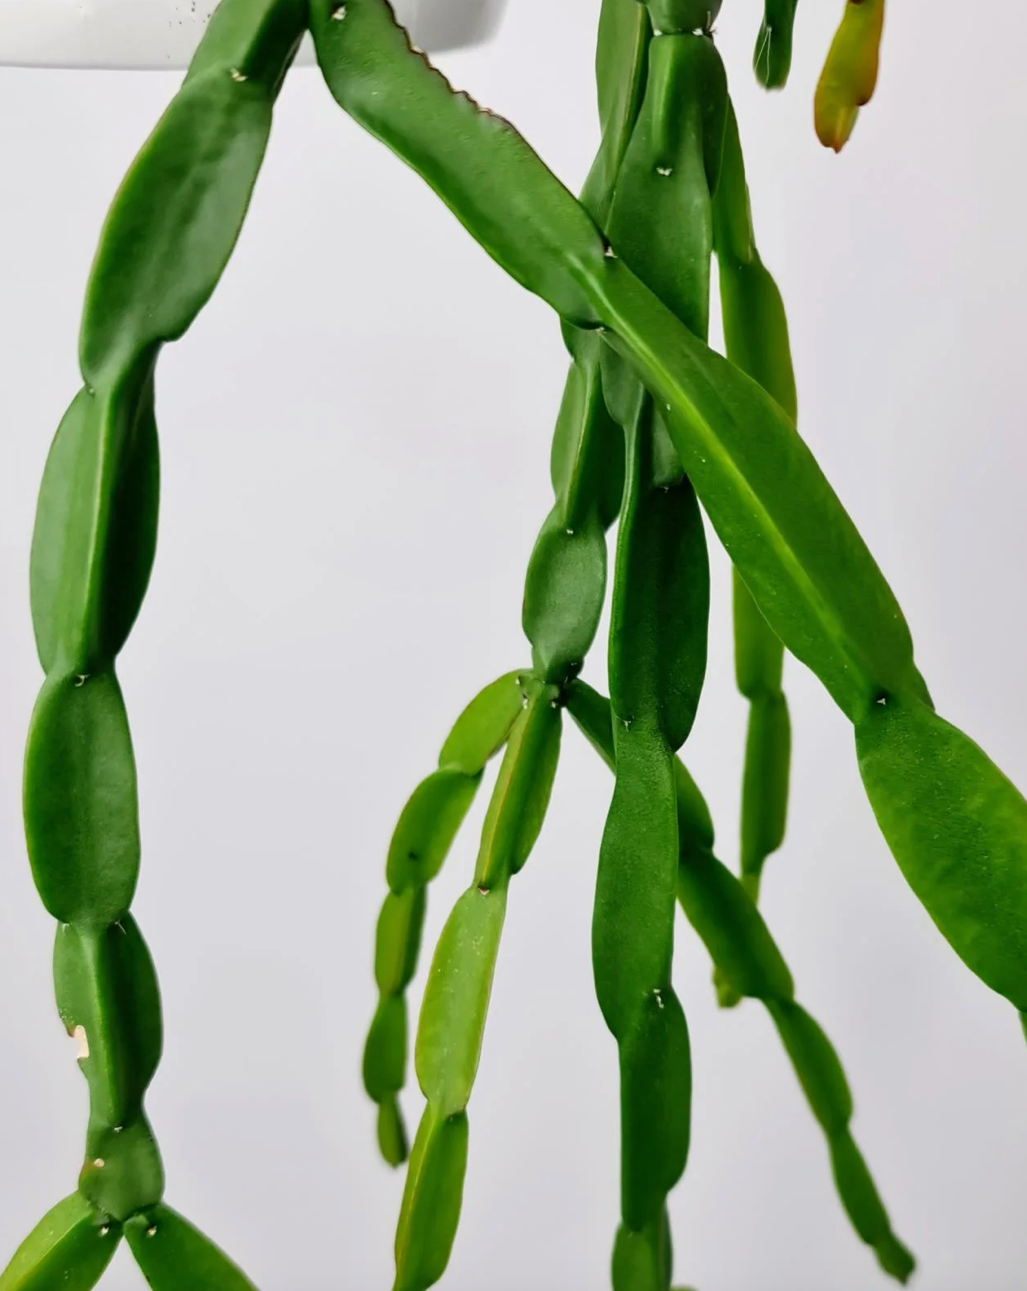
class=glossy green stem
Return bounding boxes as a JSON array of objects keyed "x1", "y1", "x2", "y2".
[
  {"x1": 310, "y1": 0, "x2": 922, "y2": 722},
  {"x1": 753, "y1": 0, "x2": 800, "y2": 89},
  {"x1": 125, "y1": 1207, "x2": 260, "y2": 1290},
  {"x1": 8, "y1": 0, "x2": 306, "y2": 1284},
  {"x1": 713, "y1": 99, "x2": 793, "y2": 978},
  {"x1": 589, "y1": 29, "x2": 721, "y2": 1286},
  {"x1": 525, "y1": 333, "x2": 618, "y2": 687},
  {"x1": 0, "y1": 1195, "x2": 120, "y2": 1291},
  {"x1": 393, "y1": 681, "x2": 561, "y2": 1291},
  {"x1": 364, "y1": 671, "x2": 525, "y2": 1165},
  {"x1": 311, "y1": 0, "x2": 1027, "y2": 1016},
  {"x1": 523, "y1": 0, "x2": 648, "y2": 689},
  {"x1": 567, "y1": 680, "x2": 915, "y2": 1283}
]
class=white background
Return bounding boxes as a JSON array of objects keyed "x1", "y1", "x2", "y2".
[{"x1": 3, "y1": 2, "x2": 1027, "y2": 1288}]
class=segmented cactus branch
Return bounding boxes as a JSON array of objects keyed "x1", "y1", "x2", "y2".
[
  {"x1": 5, "y1": 1, "x2": 306, "y2": 1286},
  {"x1": 709, "y1": 97, "x2": 794, "y2": 1000},
  {"x1": 395, "y1": 679, "x2": 561, "y2": 1291},
  {"x1": 313, "y1": 0, "x2": 1027, "y2": 1017},
  {"x1": 7, "y1": 1, "x2": 1027, "y2": 1289},
  {"x1": 567, "y1": 680, "x2": 915, "y2": 1283},
  {"x1": 364, "y1": 671, "x2": 525, "y2": 1166}
]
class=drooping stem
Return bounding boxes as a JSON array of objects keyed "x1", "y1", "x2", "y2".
[
  {"x1": 363, "y1": 671, "x2": 525, "y2": 1165},
  {"x1": 7, "y1": 2, "x2": 308, "y2": 1286},
  {"x1": 567, "y1": 680, "x2": 916, "y2": 1284},
  {"x1": 711, "y1": 99, "x2": 795, "y2": 1002},
  {"x1": 393, "y1": 680, "x2": 561, "y2": 1291}
]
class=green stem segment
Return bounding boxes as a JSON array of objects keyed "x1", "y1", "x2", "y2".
[
  {"x1": 309, "y1": 0, "x2": 921, "y2": 722},
  {"x1": 525, "y1": 330, "x2": 619, "y2": 688},
  {"x1": 364, "y1": 671, "x2": 525, "y2": 1165},
  {"x1": 753, "y1": 0, "x2": 800, "y2": 90},
  {"x1": 589, "y1": 24, "x2": 722, "y2": 1286},
  {"x1": 713, "y1": 99, "x2": 794, "y2": 1002},
  {"x1": 8, "y1": 1, "x2": 307, "y2": 1286},
  {"x1": 524, "y1": 0, "x2": 649, "y2": 688},
  {"x1": 393, "y1": 681, "x2": 561, "y2": 1291},
  {"x1": 8, "y1": 2, "x2": 1020, "y2": 1290},
  {"x1": 311, "y1": 0, "x2": 1027, "y2": 1016},
  {"x1": 596, "y1": 397, "x2": 707, "y2": 1286},
  {"x1": 0, "y1": 1194, "x2": 120, "y2": 1291},
  {"x1": 567, "y1": 681, "x2": 916, "y2": 1284}
]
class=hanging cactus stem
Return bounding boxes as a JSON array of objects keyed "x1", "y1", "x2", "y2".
[
  {"x1": 815, "y1": 0, "x2": 887, "y2": 151},
  {"x1": 5, "y1": 0, "x2": 1025, "y2": 1288}
]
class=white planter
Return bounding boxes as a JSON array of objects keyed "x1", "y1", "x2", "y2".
[{"x1": 0, "y1": 0, "x2": 504, "y2": 68}]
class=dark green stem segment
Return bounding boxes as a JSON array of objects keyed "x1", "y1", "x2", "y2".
[
  {"x1": 311, "y1": 0, "x2": 1027, "y2": 1016},
  {"x1": 712, "y1": 98, "x2": 794, "y2": 1008},
  {"x1": 567, "y1": 681, "x2": 916, "y2": 1284},
  {"x1": 525, "y1": 327, "x2": 619, "y2": 688},
  {"x1": 753, "y1": 0, "x2": 800, "y2": 89},
  {"x1": 589, "y1": 23, "x2": 721, "y2": 1287},
  {"x1": 364, "y1": 671, "x2": 525, "y2": 1165},
  {"x1": 581, "y1": 0, "x2": 651, "y2": 229},
  {"x1": 733, "y1": 575, "x2": 790, "y2": 908},
  {"x1": 522, "y1": 0, "x2": 644, "y2": 691},
  {"x1": 596, "y1": 396, "x2": 706, "y2": 1274},
  {"x1": 7, "y1": 1, "x2": 306, "y2": 1285}
]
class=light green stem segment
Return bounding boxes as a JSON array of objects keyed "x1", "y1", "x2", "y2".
[
  {"x1": 713, "y1": 98, "x2": 793, "y2": 1004},
  {"x1": 0, "y1": 1195, "x2": 120, "y2": 1291},
  {"x1": 393, "y1": 682, "x2": 561, "y2": 1291},
  {"x1": 125, "y1": 1206, "x2": 260, "y2": 1290},
  {"x1": 311, "y1": 0, "x2": 1027, "y2": 1014},
  {"x1": 857, "y1": 696, "x2": 1027, "y2": 1013},
  {"x1": 364, "y1": 671, "x2": 525, "y2": 1165},
  {"x1": 9, "y1": 1, "x2": 305, "y2": 1286},
  {"x1": 612, "y1": 1210, "x2": 673, "y2": 1291},
  {"x1": 567, "y1": 680, "x2": 916, "y2": 1283}
]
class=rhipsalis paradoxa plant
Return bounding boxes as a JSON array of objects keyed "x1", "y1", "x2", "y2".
[{"x1": 5, "y1": 0, "x2": 1025, "y2": 1288}]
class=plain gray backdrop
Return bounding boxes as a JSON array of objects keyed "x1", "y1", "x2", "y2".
[{"x1": 2, "y1": 2, "x2": 1027, "y2": 1287}]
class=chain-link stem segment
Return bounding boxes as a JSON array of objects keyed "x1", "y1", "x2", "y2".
[
  {"x1": 363, "y1": 671, "x2": 525, "y2": 1166},
  {"x1": 590, "y1": 18, "x2": 723, "y2": 1285},
  {"x1": 708, "y1": 97, "x2": 796, "y2": 1005},
  {"x1": 392, "y1": 679, "x2": 561, "y2": 1291},
  {"x1": 567, "y1": 680, "x2": 916, "y2": 1284},
  {"x1": 3, "y1": 2, "x2": 307, "y2": 1287}
]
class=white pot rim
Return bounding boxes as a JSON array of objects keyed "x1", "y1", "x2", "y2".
[{"x1": 0, "y1": 0, "x2": 504, "y2": 69}]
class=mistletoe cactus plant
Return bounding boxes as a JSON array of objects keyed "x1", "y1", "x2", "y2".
[{"x1": 4, "y1": 0, "x2": 1025, "y2": 1288}]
